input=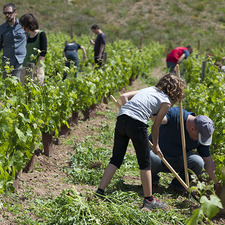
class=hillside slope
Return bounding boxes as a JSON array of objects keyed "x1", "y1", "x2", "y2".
[{"x1": 0, "y1": 0, "x2": 225, "y2": 52}]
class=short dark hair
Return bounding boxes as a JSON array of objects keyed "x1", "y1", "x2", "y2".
[
  {"x1": 19, "y1": 13, "x2": 39, "y2": 31},
  {"x1": 91, "y1": 24, "x2": 99, "y2": 30},
  {"x1": 3, "y1": 3, "x2": 16, "y2": 11},
  {"x1": 186, "y1": 45, "x2": 193, "y2": 53}
]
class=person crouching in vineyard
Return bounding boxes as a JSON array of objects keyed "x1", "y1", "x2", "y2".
[
  {"x1": 149, "y1": 107, "x2": 219, "y2": 193},
  {"x1": 63, "y1": 40, "x2": 87, "y2": 80},
  {"x1": 96, "y1": 73, "x2": 186, "y2": 210},
  {"x1": 19, "y1": 13, "x2": 47, "y2": 86}
]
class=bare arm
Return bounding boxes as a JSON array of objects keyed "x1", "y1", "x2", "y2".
[
  {"x1": 151, "y1": 115, "x2": 168, "y2": 124},
  {"x1": 80, "y1": 46, "x2": 87, "y2": 59},
  {"x1": 33, "y1": 56, "x2": 45, "y2": 76},
  {"x1": 36, "y1": 56, "x2": 45, "y2": 69},
  {"x1": 120, "y1": 91, "x2": 139, "y2": 105},
  {"x1": 98, "y1": 44, "x2": 105, "y2": 59},
  {"x1": 203, "y1": 156, "x2": 219, "y2": 185},
  {"x1": 151, "y1": 103, "x2": 171, "y2": 158},
  {"x1": 177, "y1": 53, "x2": 186, "y2": 64},
  {"x1": 90, "y1": 39, "x2": 95, "y2": 45},
  {"x1": 34, "y1": 31, "x2": 46, "y2": 73}
]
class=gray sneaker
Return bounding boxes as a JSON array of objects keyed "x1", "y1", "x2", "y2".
[{"x1": 142, "y1": 196, "x2": 167, "y2": 210}]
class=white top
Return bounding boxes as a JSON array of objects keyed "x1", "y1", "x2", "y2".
[
  {"x1": 118, "y1": 87, "x2": 171, "y2": 124},
  {"x1": 221, "y1": 66, "x2": 225, "y2": 73}
]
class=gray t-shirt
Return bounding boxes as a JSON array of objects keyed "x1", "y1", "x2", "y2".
[
  {"x1": 221, "y1": 66, "x2": 225, "y2": 73},
  {"x1": 118, "y1": 87, "x2": 171, "y2": 124}
]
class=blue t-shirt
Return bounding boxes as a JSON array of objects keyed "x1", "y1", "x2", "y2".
[
  {"x1": 64, "y1": 43, "x2": 81, "y2": 60},
  {"x1": 149, "y1": 107, "x2": 210, "y2": 158},
  {"x1": 183, "y1": 50, "x2": 190, "y2": 59}
]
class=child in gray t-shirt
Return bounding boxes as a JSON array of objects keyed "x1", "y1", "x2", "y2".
[{"x1": 96, "y1": 73, "x2": 186, "y2": 210}]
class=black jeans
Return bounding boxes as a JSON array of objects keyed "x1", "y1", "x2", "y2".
[
  {"x1": 63, "y1": 59, "x2": 79, "y2": 80},
  {"x1": 94, "y1": 55, "x2": 103, "y2": 67},
  {"x1": 110, "y1": 115, "x2": 151, "y2": 170}
]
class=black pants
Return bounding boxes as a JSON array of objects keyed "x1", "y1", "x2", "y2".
[
  {"x1": 110, "y1": 115, "x2": 151, "y2": 170},
  {"x1": 94, "y1": 55, "x2": 103, "y2": 67},
  {"x1": 63, "y1": 59, "x2": 79, "y2": 80}
]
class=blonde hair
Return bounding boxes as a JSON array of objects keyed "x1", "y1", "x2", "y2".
[{"x1": 156, "y1": 73, "x2": 186, "y2": 104}]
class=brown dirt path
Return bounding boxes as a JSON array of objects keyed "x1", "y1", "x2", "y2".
[{"x1": 152, "y1": 58, "x2": 167, "y2": 79}]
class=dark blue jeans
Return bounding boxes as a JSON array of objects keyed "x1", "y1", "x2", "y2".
[
  {"x1": 150, "y1": 150, "x2": 204, "y2": 184},
  {"x1": 94, "y1": 54, "x2": 103, "y2": 68},
  {"x1": 110, "y1": 115, "x2": 151, "y2": 170},
  {"x1": 166, "y1": 61, "x2": 177, "y2": 72},
  {"x1": 63, "y1": 53, "x2": 79, "y2": 80},
  {"x1": 64, "y1": 59, "x2": 79, "y2": 78}
]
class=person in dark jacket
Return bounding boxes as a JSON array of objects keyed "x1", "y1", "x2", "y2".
[
  {"x1": 90, "y1": 24, "x2": 106, "y2": 68},
  {"x1": 0, "y1": 3, "x2": 26, "y2": 81}
]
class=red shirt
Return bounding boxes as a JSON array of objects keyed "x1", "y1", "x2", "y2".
[{"x1": 166, "y1": 47, "x2": 188, "y2": 63}]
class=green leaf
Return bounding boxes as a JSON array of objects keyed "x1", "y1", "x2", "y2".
[
  {"x1": 11, "y1": 151, "x2": 25, "y2": 171},
  {"x1": 15, "y1": 127, "x2": 26, "y2": 142},
  {"x1": 196, "y1": 181, "x2": 206, "y2": 190},
  {"x1": 200, "y1": 195, "x2": 222, "y2": 219},
  {"x1": 185, "y1": 208, "x2": 202, "y2": 225}
]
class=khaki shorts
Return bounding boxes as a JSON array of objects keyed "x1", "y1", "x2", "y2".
[{"x1": 21, "y1": 63, "x2": 45, "y2": 86}]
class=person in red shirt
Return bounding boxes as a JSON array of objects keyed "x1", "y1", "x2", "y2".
[{"x1": 166, "y1": 46, "x2": 193, "y2": 72}]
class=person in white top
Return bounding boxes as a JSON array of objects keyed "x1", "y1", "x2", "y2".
[
  {"x1": 96, "y1": 73, "x2": 186, "y2": 210},
  {"x1": 214, "y1": 61, "x2": 225, "y2": 73}
]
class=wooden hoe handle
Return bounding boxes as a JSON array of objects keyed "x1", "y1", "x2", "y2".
[
  {"x1": 110, "y1": 95, "x2": 121, "y2": 109},
  {"x1": 176, "y1": 65, "x2": 189, "y2": 187},
  {"x1": 148, "y1": 140, "x2": 189, "y2": 191}
]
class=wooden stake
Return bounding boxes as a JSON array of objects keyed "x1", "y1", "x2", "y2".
[
  {"x1": 176, "y1": 64, "x2": 189, "y2": 188},
  {"x1": 201, "y1": 61, "x2": 206, "y2": 82}
]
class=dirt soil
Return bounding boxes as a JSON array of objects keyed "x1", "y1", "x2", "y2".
[{"x1": 1, "y1": 61, "x2": 225, "y2": 224}]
